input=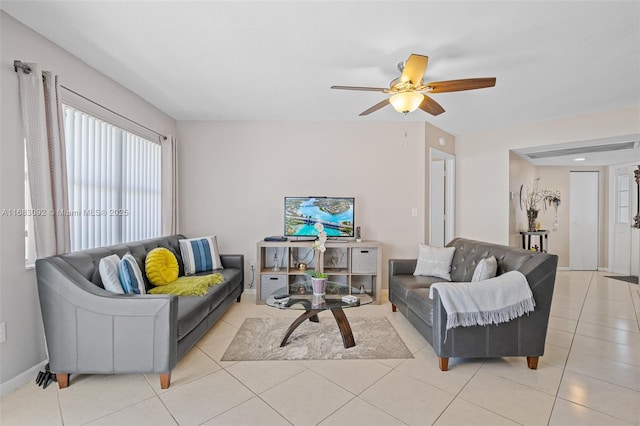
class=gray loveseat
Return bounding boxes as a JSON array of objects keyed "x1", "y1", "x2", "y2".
[
  {"x1": 35, "y1": 234, "x2": 243, "y2": 389},
  {"x1": 389, "y1": 238, "x2": 557, "y2": 371}
]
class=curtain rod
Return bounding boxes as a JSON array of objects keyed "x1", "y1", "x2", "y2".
[{"x1": 14, "y1": 60, "x2": 167, "y2": 141}]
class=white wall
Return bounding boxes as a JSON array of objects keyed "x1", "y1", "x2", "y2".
[
  {"x1": 176, "y1": 121, "x2": 449, "y2": 290},
  {"x1": 508, "y1": 151, "x2": 538, "y2": 248},
  {"x1": 0, "y1": 11, "x2": 176, "y2": 392},
  {"x1": 456, "y1": 107, "x2": 640, "y2": 245}
]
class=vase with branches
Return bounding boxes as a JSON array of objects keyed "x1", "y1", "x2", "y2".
[{"x1": 519, "y1": 179, "x2": 561, "y2": 232}]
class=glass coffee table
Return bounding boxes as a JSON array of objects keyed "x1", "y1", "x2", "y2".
[{"x1": 266, "y1": 281, "x2": 373, "y2": 349}]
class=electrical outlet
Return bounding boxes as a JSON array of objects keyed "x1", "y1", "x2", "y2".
[{"x1": 0, "y1": 322, "x2": 6, "y2": 343}]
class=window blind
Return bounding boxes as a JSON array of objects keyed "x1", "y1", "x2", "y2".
[{"x1": 63, "y1": 106, "x2": 161, "y2": 251}]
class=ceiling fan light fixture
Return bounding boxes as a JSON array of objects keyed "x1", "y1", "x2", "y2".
[{"x1": 390, "y1": 92, "x2": 424, "y2": 114}]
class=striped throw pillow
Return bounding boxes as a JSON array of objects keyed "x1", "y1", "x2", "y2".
[
  {"x1": 118, "y1": 253, "x2": 146, "y2": 294},
  {"x1": 179, "y1": 236, "x2": 223, "y2": 275}
]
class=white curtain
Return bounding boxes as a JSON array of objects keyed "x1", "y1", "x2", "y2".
[
  {"x1": 161, "y1": 135, "x2": 178, "y2": 235},
  {"x1": 17, "y1": 63, "x2": 70, "y2": 257}
]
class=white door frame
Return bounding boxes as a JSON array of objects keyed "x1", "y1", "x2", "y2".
[{"x1": 429, "y1": 148, "x2": 455, "y2": 246}]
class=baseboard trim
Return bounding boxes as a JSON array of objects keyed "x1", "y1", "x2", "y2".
[
  {"x1": 380, "y1": 288, "x2": 389, "y2": 303},
  {"x1": 0, "y1": 360, "x2": 48, "y2": 397}
]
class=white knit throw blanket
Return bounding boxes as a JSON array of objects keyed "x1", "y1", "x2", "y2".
[{"x1": 429, "y1": 270, "x2": 535, "y2": 330}]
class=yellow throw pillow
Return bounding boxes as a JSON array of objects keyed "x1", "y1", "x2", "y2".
[{"x1": 145, "y1": 247, "x2": 179, "y2": 286}]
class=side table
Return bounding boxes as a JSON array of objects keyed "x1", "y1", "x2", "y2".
[{"x1": 520, "y1": 231, "x2": 549, "y2": 252}]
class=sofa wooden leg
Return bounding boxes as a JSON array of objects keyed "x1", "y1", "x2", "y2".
[
  {"x1": 159, "y1": 373, "x2": 171, "y2": 389},
  {"x1": 56, "y1": 373, "x2": 69, "y2": 389},
  {"x1": 236, "y1": 294, "x2": 242, "y2": 303},
  {"x1": 391, "y1": 303, "x2": 397, "y2": 312},
  {"x1": 527, "y1": 356, "x2": 539, "y2": 370},
  {"x1": 438, "y1": 357, "x2": 449, "y2": 371}
]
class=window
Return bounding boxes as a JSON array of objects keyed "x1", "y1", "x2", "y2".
[
  {"x1": 25, "y1": 105, "x2": 161, "y2": 261},
  {"x1": 617, "y1": 174, "x2": 630, "y2": 224},
  {"x1": 63, "y1": 105, "x2": 161, "y2": 251}
]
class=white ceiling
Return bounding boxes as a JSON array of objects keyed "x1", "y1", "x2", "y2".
[{"x1": 2, "y1": 1, "x2": 640, "y2": 162}]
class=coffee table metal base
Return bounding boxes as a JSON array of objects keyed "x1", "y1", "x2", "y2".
[{"x1": 280, "y1": 308, "x2": 355, "y2": 348}]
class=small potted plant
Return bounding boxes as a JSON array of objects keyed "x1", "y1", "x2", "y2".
[{"x1": 306, "y1": 269, "x2": 328, "y2": 296}]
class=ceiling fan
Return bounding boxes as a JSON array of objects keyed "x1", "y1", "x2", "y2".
[{"x1": 331, "y1": 54, "x2": 496, "y2": 116}]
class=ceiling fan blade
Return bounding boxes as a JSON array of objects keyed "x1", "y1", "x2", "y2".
[
  {"x1": 401, "y1": 54, "x2": 429, "y2": 85},
  {"x1": 359, "y1": 98, "x2": 390, "y2": 116},
  {"x1": 427, "y1": 77, "x2": 496, "y2": 93},
  {"x1": 418, "y1": 95, "x2": 445, "y2": 116},
  {"x1": 331, "y1": 85, "x2": 387, "y2": 92}
]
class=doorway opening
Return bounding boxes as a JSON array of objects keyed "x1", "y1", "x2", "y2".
[{"x1": 429, "y1": 148, "x2": 455, "y2": 247}]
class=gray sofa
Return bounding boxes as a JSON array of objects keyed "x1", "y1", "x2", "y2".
[
  {"x1": 35, "y1": 234, "x2": 243, "y2": 389},
  {"x1": 389, "y1": 238, "x2": 557, "y2": 371}
]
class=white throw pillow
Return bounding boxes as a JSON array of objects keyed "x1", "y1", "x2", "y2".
[
  {"x1": 179, "y1": 236, "x2": 223, "y2": 275},
  {"x1": 471, "y1": 256, "x2": 498, "y2": 282},
  {"x1": 413, "y1": 244, "x2": 456, "y2": 281},
  {"x1": 99, "y1": 254, "x2": 124, "y2": 294}
]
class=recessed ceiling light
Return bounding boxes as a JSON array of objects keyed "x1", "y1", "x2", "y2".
[{"x1": 574, "y1": 157, "x2": 586, "y2": 162}]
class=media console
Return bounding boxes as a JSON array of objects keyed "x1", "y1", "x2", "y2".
[{"x1": 256, "y1": 240, "x2": 382, "y2": 304}]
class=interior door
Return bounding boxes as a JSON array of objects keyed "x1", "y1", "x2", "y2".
[{"x1": 570, "y1": 171, "x2": 599, "y2": 270}]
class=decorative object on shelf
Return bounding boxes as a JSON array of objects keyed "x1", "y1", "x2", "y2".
[
  {"x1": 519, "y1": 179, "x2": 561, "y2": 232},
  {"x1": 291, "y1": 247, "x2": 314, "y2": 270},
  {"x1": 359, "y1": 284, "x2": 366, "y2": 294},
  {"x1": 311, "y1": 222, "x2": 327, "y2": 252},
  {"x1": 272, "y1": 251, "x2": 280, "y2": 272},
  {"x1": 297, "y1": 262, "x2": 307, "y2": 271},
  {"x1": 526, "y1": 209, "x2": 538, "y2": 233},
  {"x1": 634, "y1": 165, "x2": 640, "y2": 229},
  {"x1": 325, "y1": 248, "x2": 346, "y2": 269}
]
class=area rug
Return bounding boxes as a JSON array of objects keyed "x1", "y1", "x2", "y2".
[
  {"x1": 221, "y1": 317, "x2": 413, "y2": 361},
  {"x1": 605, "y1": 275, "x2": 638, "y2": 284}
]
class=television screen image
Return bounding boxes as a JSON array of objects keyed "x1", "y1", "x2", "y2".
[{"x1": 285, "y1": 197, "x2": 355, "y2": 237}]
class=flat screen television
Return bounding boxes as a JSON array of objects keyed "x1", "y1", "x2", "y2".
[{"x1": 284, "y1": 197, "x2": 355, "y2": 238}]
